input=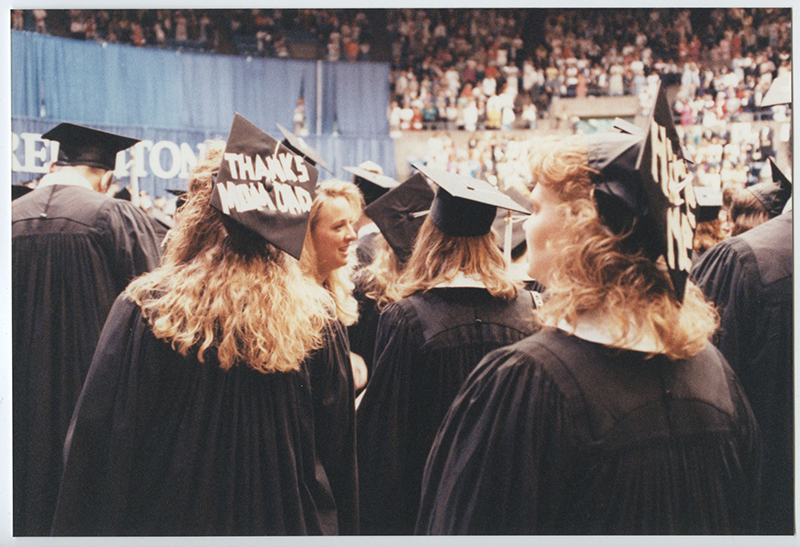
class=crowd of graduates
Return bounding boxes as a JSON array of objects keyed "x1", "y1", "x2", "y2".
[{"x1": 9, "y1": 7, "x2": 794, "y2": 540}]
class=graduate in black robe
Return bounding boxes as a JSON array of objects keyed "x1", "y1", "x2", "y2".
[
  {"x1": 349, "y1": 173, "x2": 434, "y2": 380},
  {"x1": 691, "y1": 209, "x2": 793, "y2": 534},
  {"x1": 417, "y1": 93, "x2": 760, "y2": 534},
  {"x1": 12, "y1": 123, "x2": 163, "y2": 536},
  {"x1": 357, "y1": 165, "x2": 539, "y2": 534},
  {"x1": 417, "y1": 331, "x2": 760, "y2": 534},
  {"x1": 51, "y1": 115, "x2": 357, "y2": 535}
]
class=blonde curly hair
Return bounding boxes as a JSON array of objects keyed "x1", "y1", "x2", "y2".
[
  {"x1": 530, "y1": 134, "x2": 718, "y2": 360},
  {"x1": 125, "y1": 140, "x2": 334, "y2": 373}
]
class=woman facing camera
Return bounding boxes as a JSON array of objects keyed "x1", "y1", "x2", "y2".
[
  {"x1": 51, "y1": 115, "x2": 357, "y2": 535},
  {"x1": 298, "y1": 178, "x2": 363, "y2": 530},
  {"x1": 417, "y1": 110, "x2": 760, "y2": 534},
  {"x1": 356, "y1": 165, "x2": 541, "y2": 535}
]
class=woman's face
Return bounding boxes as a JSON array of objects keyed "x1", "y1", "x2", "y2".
[
  {"x1": 524, "y1": 182, "x2": 567, "y2": 286},
  {"x1": 312, "y1": 196, "x2": 358, "y2": 279}
]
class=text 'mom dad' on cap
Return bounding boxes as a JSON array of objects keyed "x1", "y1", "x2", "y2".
[
  {"x1": 210, "y1": 113, "x2": 319, "y2": 260},
  {"x1": 41, "y1": 122, "x2": 140, "y2": 171},
  {"x1": 412, "y1": 163, "x2": 530, "y2": 237}
]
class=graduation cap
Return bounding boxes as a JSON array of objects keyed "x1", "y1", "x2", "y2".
[
  {"x1": 114, "y1": 186, "x2": 133, "y2": 201},
  {"x1": 746, "y1": 157, "x2": 792, "y2": 218},
  {"x1": 12, "y1": 184, "x2": 34, "y2": 200},
  {"x1": 41, "y1": 122, "x2": 140, "y2": 171},
  {"x1": 760, "y1": 72, "x2": 792, "y2": 107},
  {"x1": 166, "y1": 188, "x2": 188, "y2": 210},
  {"x1": 412, "y1": 163, "x2": 530, "y2": 237},
  {"x1": 275, "y1": 123, "x2": 333, "y2": 174},
  {"x1": 612, "y1": 116, "x2": 694, "y2": 165},
  {"x1": 693, "y1": 186, "x2": 723, "y2": 223},
  {"x1": 588, "y1": 81, "x2": 695, "y2": 302},
  {"x1": 210, "y1": 113, "x2": 319, "y2": 260},
  {"x1": 363, "y1": 172, "x2": 435, "y2": 263},
  {"x1": 343, "y1": 165, "x2": 400, "y2": 206},
  {"x1": 491, "y1": 186, "x2": 532, "y2": 257}
]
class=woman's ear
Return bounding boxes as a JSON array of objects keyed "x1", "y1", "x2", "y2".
[{"x1": 100, "y1": 170, "x2": 115, "y2": 194}]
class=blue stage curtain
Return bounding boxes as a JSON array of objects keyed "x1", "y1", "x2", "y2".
[
  {"x1": 12, "y1": 31, "x2": 391, "y2": 138},
  {"x1": 325, "y1": 62, "x2": 391, "y2": 136},
  {"x1": 11, "y1": 31, "x2": 397, "y2": 195}
]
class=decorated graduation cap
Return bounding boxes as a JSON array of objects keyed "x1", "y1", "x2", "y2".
[
  {"x1": 760, "y1": 72, "x2": 792, "y2": 107},
  {"x1": 210, "y1": 113, "x2": 319, "y2": 260},
  {"x1": 363, "y1": 172, "x2": 435, "y2": 263},
  {"x1": 491, "y1": 186, "x2": 532, "y2": 257},
  {"x1": 694, "y1": 186, "x2": 723, "y2": 223},
  {"x1": 412, "y1": 163, "x2": 530, "y2": 237},
  {"x1": 343, "y1": 164, "x2": 400, "y2": 206},
  {"x1": 746, "y1": 157, "x2": 792, "y2": 218},
  {"x1": 275, "y1": 123, "x2": 333, "y2": 174},
  {"x1": 588, "y1": 82, "x2": 695, "y2": 302},
  {"x1": 613, "y1": 116, "x2": 694, "y2": 165},
  {"x1": 41, "y1": 122, "x2": 139, "y2": 171},
  {"x1": 12, "y1": 184, "x2": 34, "y2": 200}
]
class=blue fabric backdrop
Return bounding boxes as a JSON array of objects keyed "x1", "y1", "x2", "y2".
[{"x1": 11, "y1": 30, "x2": 395, "y2": 195}]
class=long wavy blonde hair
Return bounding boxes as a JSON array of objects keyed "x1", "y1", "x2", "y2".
[
  {"x1": 392, "y1": 216, "x2": 520, "y2": 300},
  {"x1": 356, "y1": 233, "x2": 405, "y2": 309},
  {"x1": 530, "y1": 135, "x2": 718, "y2": 360},
  {"x1": 300, "y1": 179, "x2": 363, "y2": 326},
  {"x1": 125, "y1": 140, "x2": 334, "y2": 373}
]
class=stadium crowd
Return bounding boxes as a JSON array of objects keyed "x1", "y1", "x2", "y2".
[
  {"x1": 10, "y1": 7, "x2": 794, "y2": 538},
  {"x1": 13, "y1": 9, "x2": 791, "y2": 127},
  {"x1": 12, "y1": 8, "x2": 791, "y2": 217}
]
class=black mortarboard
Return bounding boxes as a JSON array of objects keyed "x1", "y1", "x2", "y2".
[
  {"x1": 491, "y1": 186, "x2": 531, "y2": 255},
  {"x1": 41, "y1": 122, "x2": 140, "y2": 171},
  {"x1": 412, "y1": 163, "x2": 530, "y2": 237},
  {"x1": 694, "y1": 186, "x2": 723, "y2": 223},
  {"x1": 12, "y1": 184, "x2": 34, "y2": 200},
  {"x1": 588, "y1": 82, "x2": 695, "y2": 302},
  {"x1": 343, "y1": 165, "x2": 400, "y2": 206},
  {"x1": 210, "y1": 113, "x2": 319, "y2": 260},
  {"x1": 760, "y1": 73, "x2": 791, "y2": 107},
  {"x1": 363, "y1": 172, "x2": 435, "y2": 263},
  {"x1": 114, "y1": 186, "x2": 132, "y2": 201},
  {"x1": 746, "y1": 157, "x2": 792, "y2": 218},
  {"x1": 276, "y1": 123, "x2": 333, "y2": 173},
  {"x1": 167, "y1": 188, "x2": 188, "y2": 210}
]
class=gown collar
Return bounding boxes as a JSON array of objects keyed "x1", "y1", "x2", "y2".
[
  {"x1": 37, "y1": 170, "x2": 95, "y2": 192},
  {"x1": 557, "y1": 311, "x2": 665, "y2": 354},
  {"x1": 433, "y1": 272, "x2": 487, "y2": 289}
]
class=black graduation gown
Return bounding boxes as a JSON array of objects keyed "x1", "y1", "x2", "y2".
[
  {"x1": 690, "y1": 210, "x2": 793, "y2": 534},
  {"x1": 51, "y1": 295, "x2": 358, "y2": 536},
  {"x1": 417, "y1": 329, "x2": 761, "y2": 535},
  {"x1": 12, "y1": 184, "x2": 163, "y2": 536},
  {"x1": 356, "y1": 287, "x2": 539, "y2": 534},
  {"x1": 348, "y1": 272, "x2": 382, "y2": 378}
]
